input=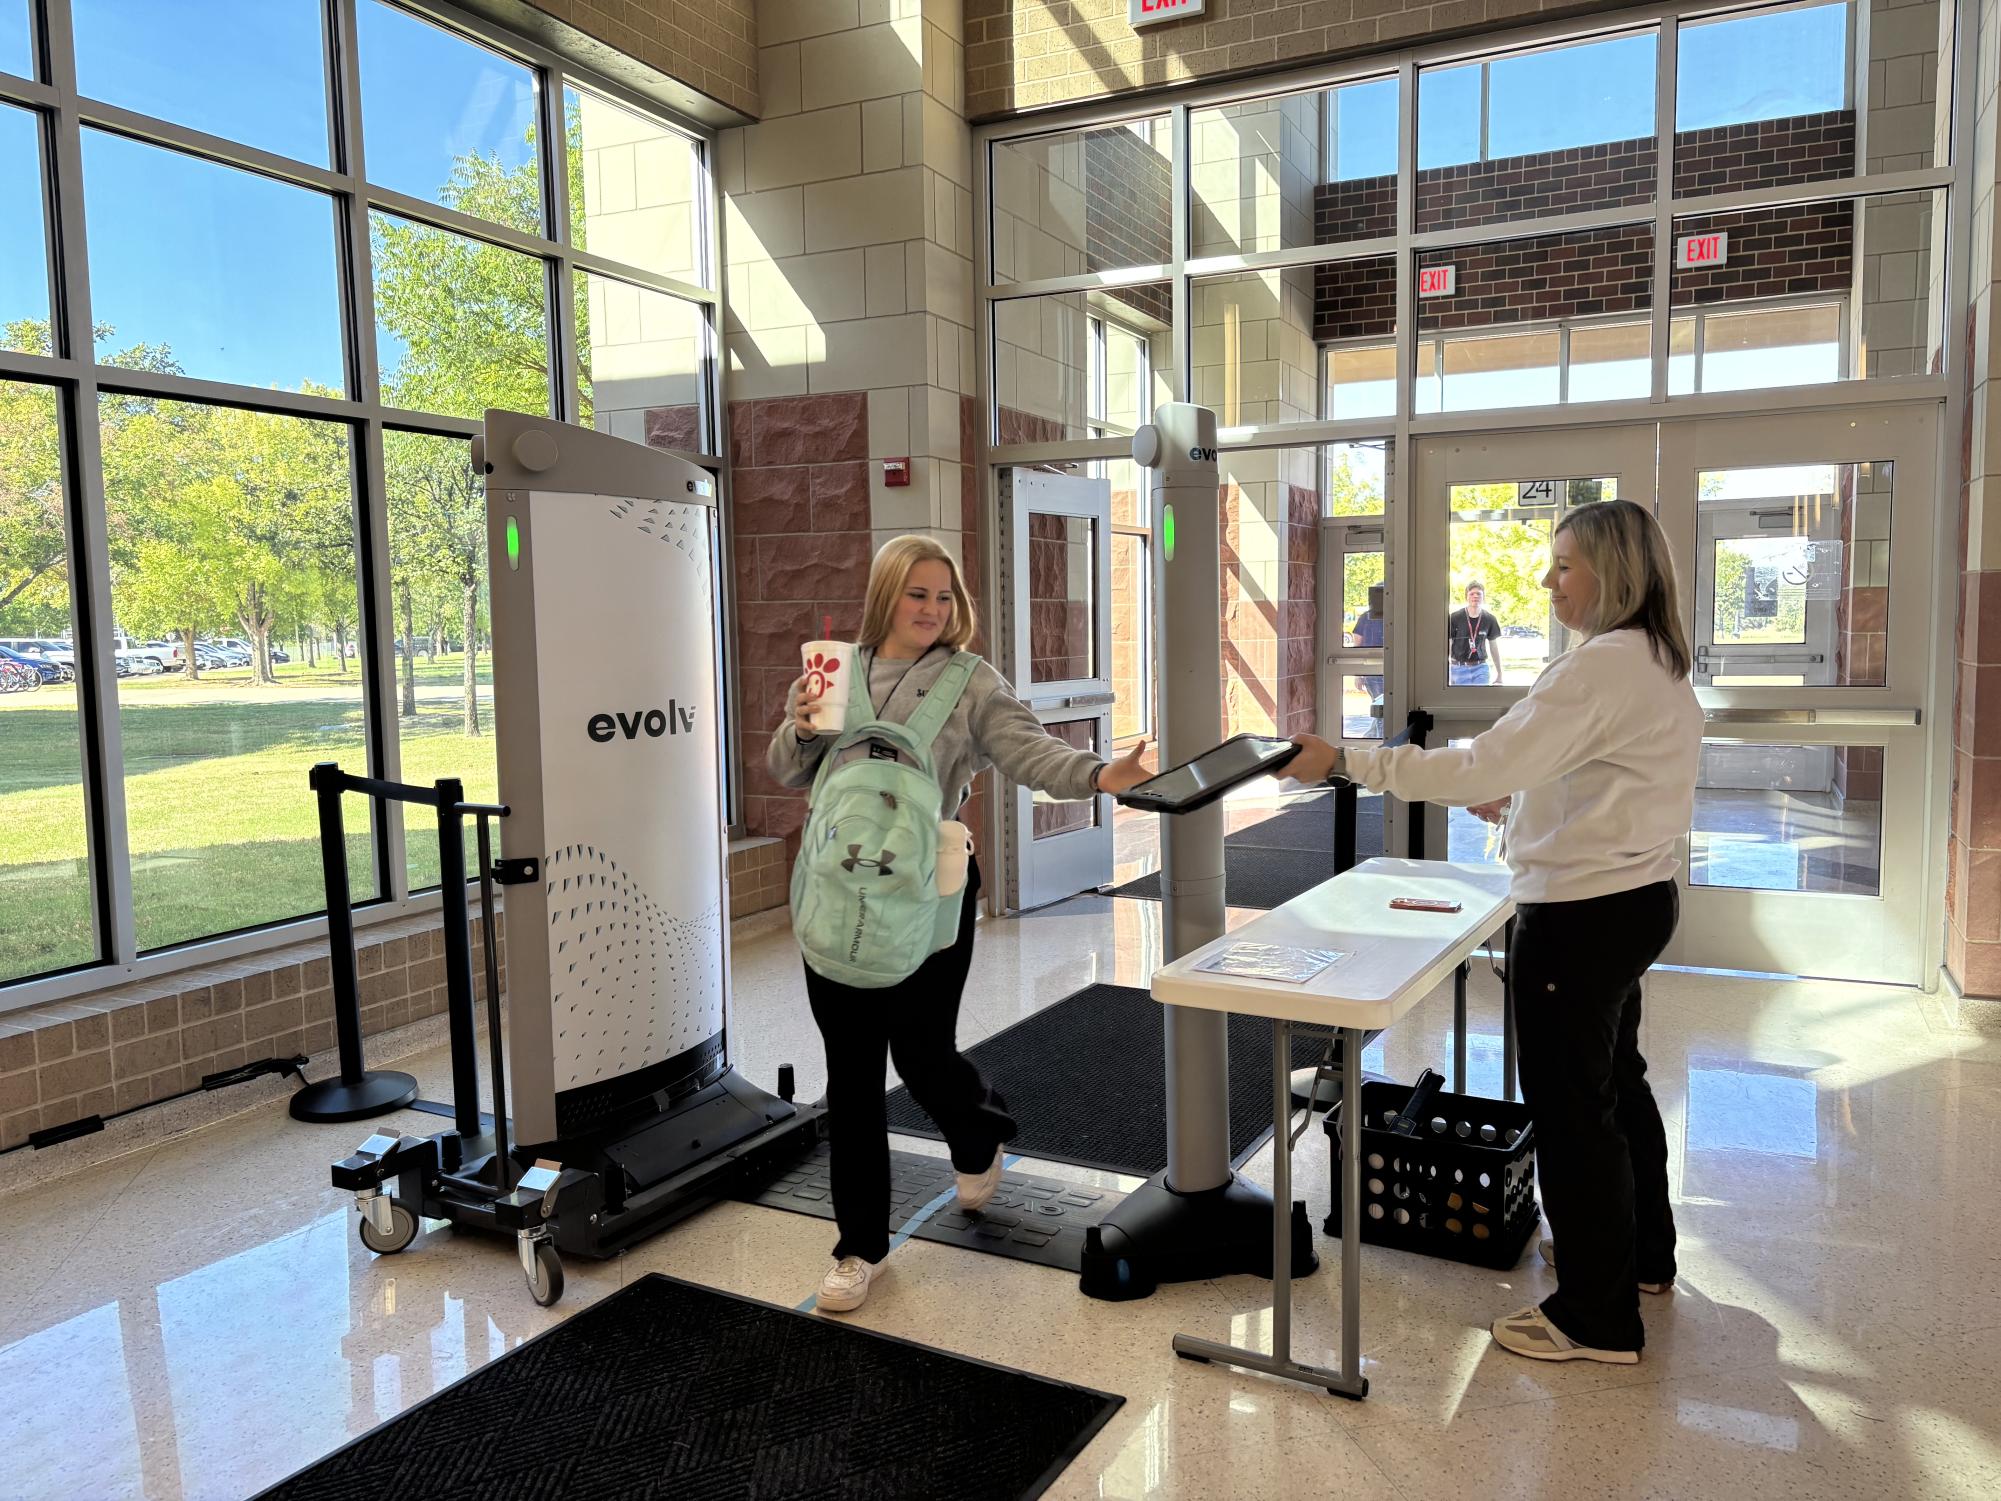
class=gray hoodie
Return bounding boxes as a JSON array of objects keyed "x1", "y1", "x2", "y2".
[{"x1": 766, "y1": 646, "x2": 1105, "y2": 814}]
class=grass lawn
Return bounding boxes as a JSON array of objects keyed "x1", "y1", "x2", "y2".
[{"x1": 0, "y1": 654, "x2": 499, "y2": 983}]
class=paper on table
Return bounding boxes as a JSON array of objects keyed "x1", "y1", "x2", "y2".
[{"x1": 1193, "y1": 942, "x2": 1348, "y2": 984}]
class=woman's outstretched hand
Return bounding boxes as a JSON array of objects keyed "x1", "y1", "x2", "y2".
[
  {"x1": 1468, "y1": 797, "x2": 1510, "y2": 824},
  {"x1": 1097, "y1": 738, "x2": 1155, "y2": 796},
  {"x1": 1288, "y1": 733, "x2": 1339, "y2": 784}
]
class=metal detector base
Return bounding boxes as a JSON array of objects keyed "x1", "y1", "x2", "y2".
[
  {"x1": 1078, "y1": 1171, "x2": 1316, "y2": 1302},
  {"x1": 290, "y1": 1070, "x2": 420, "y2": 1123}
]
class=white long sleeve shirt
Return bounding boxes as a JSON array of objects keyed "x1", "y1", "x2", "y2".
[{"x1": 1344, "y1": 627, "x2": 1704, "y2": 905}]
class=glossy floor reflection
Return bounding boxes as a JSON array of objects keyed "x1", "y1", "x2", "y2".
[{"x1": 0, "y1": 899, "x2": 1997, "y2": 1499}]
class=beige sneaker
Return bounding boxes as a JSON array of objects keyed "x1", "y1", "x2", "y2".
[
  {"x1": 817, "y1": 1255, "x2": 883, "y2": 1313},
  {"x1": 1492, "y1": 1305, "x2": 1639, "y2": 1365},
  {"x1": 1539, "y1": 1238, "x2": 1675, "y2": 1295},
  {"x1": 955, "y1": 1149, "x2": 1002, "y2": 1211}
]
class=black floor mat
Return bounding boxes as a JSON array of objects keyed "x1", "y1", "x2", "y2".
[
  {"x1": 885, "y1": 983, "x2": 1345, "y2": 1178},
  {"x1": 742, "y1": 1144, "x2": 1122, "y2": 1272},
  {"x1": 255, "y1": 1273, "x2": 1123, "y2": 1501},
  {"x1": 1110, "y1": 794, "x2": 1385, "y2": 908}
]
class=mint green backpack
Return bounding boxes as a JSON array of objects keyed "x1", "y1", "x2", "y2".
[{"x1": 790, "y1": 651, "x2": 980, "y2": 988}]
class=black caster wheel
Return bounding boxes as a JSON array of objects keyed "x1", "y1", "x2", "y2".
[
  {"x1": 528, "y1": 1242, "x2": 565, "y2": 1307},
  {"x1": 358, "y1": 1200, "x2": 418, "y2": 1255}
]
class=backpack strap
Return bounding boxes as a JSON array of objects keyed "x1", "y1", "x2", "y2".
[
  {"x1": 843, "y1": 647, "x2": 876, "y2": 727},
  {"x1": 902, "y1": 651, "x2": 980, "y2": 754}
]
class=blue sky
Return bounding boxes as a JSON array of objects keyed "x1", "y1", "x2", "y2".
[
  {"x1": 1339, "y1": 2, "x2": 1851, "y2": 177},
  {"x1": 9, "y1": 0, "x2": 1860, "y2": 386},
  {"x1": 3, "y1": 0, "x2": 539, "y2": 389}
]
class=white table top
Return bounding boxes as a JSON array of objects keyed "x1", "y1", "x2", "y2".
[{"x1": 1151, "y1": 858, "x2": 1515, "y2": 1029}]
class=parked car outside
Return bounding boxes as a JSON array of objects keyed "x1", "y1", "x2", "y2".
[{"x1": 0, "y1": 644, "x2": 63, "y2": 684}]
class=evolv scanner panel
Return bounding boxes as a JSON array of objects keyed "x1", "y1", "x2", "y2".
[{"x1": 483, "y1": 411, "x2": 729, "y2": 1150}]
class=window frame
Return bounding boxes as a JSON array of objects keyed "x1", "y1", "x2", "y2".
[{"x1": 0, "y1": 0, "x2": 732, "y2": 1008}]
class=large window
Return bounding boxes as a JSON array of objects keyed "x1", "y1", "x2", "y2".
[
  {"x1": 985, "y1": 1, "x2": 1953, "y2": 440},
  {"x1": 0, "y1": 378, "x2": 93, "y2": 983},
  {"x1": 0, "y1": 1, "x2": 722, "y2": 987}
]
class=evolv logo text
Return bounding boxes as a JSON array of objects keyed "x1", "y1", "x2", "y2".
[{"x1": 586, "y1": 704, "x2": 698, "y2": 742}]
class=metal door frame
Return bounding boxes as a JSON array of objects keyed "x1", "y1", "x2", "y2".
[{"x1": 996, "y1": 466, "x2": 1117, "y2": 912}]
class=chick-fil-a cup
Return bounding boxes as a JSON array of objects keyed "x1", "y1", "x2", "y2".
[{"x1": 799, "y1": 640, "x2": 856, "y2": 734}]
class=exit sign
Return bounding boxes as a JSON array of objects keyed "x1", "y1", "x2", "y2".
[
  {"x1": 1131, "y1": 0, "x2": 1205, "y2": 26},
  {"x1": 1418, "y1": 264, "x2": 1457, "y2": 298},
  {"x1": 1676, "y1": 231, "x2": 1729, "y2": 269}
]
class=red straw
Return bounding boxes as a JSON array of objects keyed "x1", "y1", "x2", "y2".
[{"x1": 823, "y1": 614, "x2": 832, "y2": 638}]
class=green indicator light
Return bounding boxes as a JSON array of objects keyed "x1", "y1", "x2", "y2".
[
  {"x1": 506, "y1": 515, "x2": 521, "y2": 570},
  {"x1": 1162, "y1": 504, "x2": 1175, "y2": 562}
]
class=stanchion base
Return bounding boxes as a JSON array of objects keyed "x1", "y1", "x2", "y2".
[
  {"x1": 1078, "y1": 1172, "x2": 1316, "y2": 1302},
  {"x1": 289, "y1": 1071, "x2": 420, "y2": 1123},
  {"x1": 1290, "y1": 1065, "x2": 1393, "y2": 1113}
]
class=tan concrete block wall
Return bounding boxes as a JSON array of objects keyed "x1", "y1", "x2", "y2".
[
  {"x1": 964, "y1": 0, "x2": 1637, "y2": 120},
  {"x1": 523, "y1": 0, "x2": 760, "y2": 117}
]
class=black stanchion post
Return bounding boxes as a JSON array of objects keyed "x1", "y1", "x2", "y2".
[
  {"x1": 1404, "y1": 711, "x2": 1433, "y2": 857},
  {"x1": 434, "y1": 778, "x2": 484, "y2": 1141},
  {"x1": 290, "y1": 762, "x2": 417, "y2": 1122},
  {"x1": 1333, "y1": 780, "x2": 1359, "y2": 876}
]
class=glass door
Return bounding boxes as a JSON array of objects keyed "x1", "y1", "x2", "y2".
[
  {"x1": 997, "y1": 466, "x2": 1116, "y2": 911},
  {"x1": 1409, "y1": 426, "x2": 1661, "y2": 865},
  {"x1": 1656, "y1": 405, "x2": 1936, "y2": 984}
]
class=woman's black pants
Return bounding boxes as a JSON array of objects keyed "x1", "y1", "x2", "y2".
[
  {"x1": 803, "y1": 858, "x2": 1016, "y2": 1264},
  {"x1": 1511, "y1": 879, "x2": 1680, "y2": 1352}
]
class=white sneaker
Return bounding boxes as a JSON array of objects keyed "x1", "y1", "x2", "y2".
[
  {"x1": 817, "y1": 1255, "x2": 883, "y2": 1313},
  {"x1": 1491, "y1": 1305, "x2": 1639, "y2": 1365},
  {"x1": 955, "y1": 1149, "x2": 1002, "y2": 1211},
  {"x1": 1540, "y1": 1237, "x2": 1675, "y2": 1295}
]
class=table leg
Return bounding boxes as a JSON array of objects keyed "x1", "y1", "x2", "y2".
[
  {"x1": 1169, "y1": 1017, "x2": 1367, "y2": 1399},
  {"x1": 1453, "y1": 961, "x2": 1469, "y2": 1095},
  {"x1": 1270, "y1": 1018, "x2": 1291, "y2": 1366},
  {"x1": 1340, "y1": 1024, "x2": 1364, "y2": 1393},
  {"x1": 1501, "y1": 917, "x2": 1518, "y2": 1103}
]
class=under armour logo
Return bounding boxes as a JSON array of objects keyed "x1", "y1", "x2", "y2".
[{"x1": 841, "y1": 844, "x2": 896, "y2": 875}]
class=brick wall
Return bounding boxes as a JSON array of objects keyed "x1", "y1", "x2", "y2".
[
  {"x1": 1314, "y1": 254, "x2": 1396, "y2": 341},
  {"x1": 1672, "y1": 111, "x2": 1857, "y2": 198},
  {"x1": 1029, "y1": 512, "x2": 1093, "y2": 682},
  {"x1": 1417, "y1": 225, "x2": 1653, "y2": 332},
  {"x1": 1083, "y1": 126, "x2": 1175, "y2": 323},
  {"x1": 1668, "y1": 201, "x2": 1855, "y2": 307},
  {"x1": 1417, "y1": 137, "x2": 1656, "y2": 233},
  {"x1": 515, "y1": 0, "x2": 757, "y2": 118},
  {"x1": 965, "y1": 0, "x2": 1636, "y2": 119},
  {"x1": 0, "y1": 910, "x2": 501, "y2": 1153},
  {"x1": 1310, "y1": 112, "x2": 1859, "y2": 336}
]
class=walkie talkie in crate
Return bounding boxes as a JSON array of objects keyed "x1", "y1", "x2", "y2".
[{"x1": 1324, "y1": 1073, "x2": 1539, "y2": 1270}]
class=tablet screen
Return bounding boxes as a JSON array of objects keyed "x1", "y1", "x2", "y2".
[{"x1": 1130, "y1": 735, "x2": 1297, "y2": 808}]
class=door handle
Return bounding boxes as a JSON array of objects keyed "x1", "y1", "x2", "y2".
[{"x1": 1702, "y1": 707, "x2": 1920, "y2": 727}]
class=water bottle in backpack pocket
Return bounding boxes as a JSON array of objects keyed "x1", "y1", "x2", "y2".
[{"x1": 790, "y1": 652, "x2": 979, "y2": 988}]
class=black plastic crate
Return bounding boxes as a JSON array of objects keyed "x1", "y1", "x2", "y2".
[{"x1": 1323, "y1": 1081, "x2": 1539, "y2": 1270}]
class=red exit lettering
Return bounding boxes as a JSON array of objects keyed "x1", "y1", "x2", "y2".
[
  {"x1": 1418, "y1": 265, "x2": 1457, "y2": 298},
  {"x1": 1676, "y1": 231, "x2": 1729, "y2": 269}
]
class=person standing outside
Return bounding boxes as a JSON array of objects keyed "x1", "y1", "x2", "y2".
[
  {"x1": 1448, "y1": 580, "x2": 1504, "y2": 685},
  {"x1": 1349, "y1": 582, "x2": 1386, "y2": 709},
  {"x1": 1288, "y1": 500, "x2": 1702, "y2": 1365},
  {"x1": 769, "y1": 535, "x2": 1153, "y2": 1313}
]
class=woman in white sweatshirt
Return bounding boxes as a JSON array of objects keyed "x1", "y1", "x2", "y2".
[{"x1": 1289, "y1": 499, "x2": 1703, "y2": 1367}]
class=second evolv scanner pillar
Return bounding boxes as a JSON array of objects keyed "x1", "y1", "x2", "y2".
[
  {"x1": 1077, "y1": 402, "x2": 1318, "y2": 1301},
  {"x1": 1142, "y1": 404, "x2": 1231, "y2": 1195}
]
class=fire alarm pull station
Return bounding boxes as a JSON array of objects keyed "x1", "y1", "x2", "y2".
[{"x1": 883, "y1": 458, "x2": 911, "y2": 487}]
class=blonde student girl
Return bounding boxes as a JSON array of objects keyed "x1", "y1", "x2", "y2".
[{"x1": 768, "y1": 535, "x2": 1153, "y2": 1312}]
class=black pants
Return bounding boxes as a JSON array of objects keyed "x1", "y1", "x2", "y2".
[
  {"x1": 1512, "y1": 880, "x2": 1679, "y2": 1352},
  {"x1": 803, "y1": 858, "x2": 1015, "y2": 1264}
]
